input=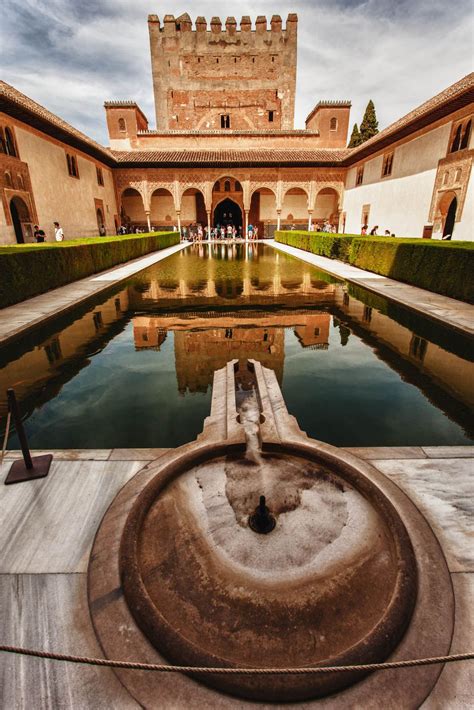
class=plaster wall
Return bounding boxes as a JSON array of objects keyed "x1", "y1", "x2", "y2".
[
  {"x1": 343, "y1": 123, "x2": 452, "y2": 237},
  {"x1": 259, "y1": 194, "x2": 277, "y2": 220},
  {"x1": 12, "y1": 126, "x2": 117, "y2": 241},
  {"x1": 281, "y1": 193, "x2": 307, "y2": 219},
  {"x1": 150, "y1": 194, "x2": 177, "y2": 222},
  {"x1": 452, "y1": 172, "x2": 474, "y2": 240}
]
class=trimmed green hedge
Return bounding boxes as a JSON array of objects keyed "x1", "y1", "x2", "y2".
[
  {"x1": 275, "y1": 231, "x2": 474, "y2": 303},
  {"x1": 0, "y1": 231, "x2": 179, "y2": 308}
]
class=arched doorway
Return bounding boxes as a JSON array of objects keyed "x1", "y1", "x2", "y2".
[
  {"x1": 9, "y1": 196, "x2": 31, "y2": 243},
  {"x1": 443, "y1": 196, "x2": 457, "y2": 239},
  {"x1": 314, "y1": 188, "x2": 340, "y2": 229},
  {"x1": 213, "y1": 198, "x2": 242, "y2": 228},
  {"x1": 150, "y1": 188, "x2": 177, "y2": 228},
  {"x1": 121, "y1": 187, "x2": 146, "y2": 230}
]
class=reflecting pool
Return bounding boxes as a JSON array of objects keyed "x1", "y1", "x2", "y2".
[{"x1": 1, "y1": 243, "x2": 472, "y2": 448}]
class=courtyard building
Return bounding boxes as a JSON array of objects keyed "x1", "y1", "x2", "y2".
[{"x1": 0, "y1": 15, "x2": 473, "y2": 245}]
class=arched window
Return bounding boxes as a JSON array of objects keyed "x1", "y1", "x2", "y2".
[
  {"x1": 5, "y1": 127, "x2": 17, "y2": 157},
  {"x1": 4, "y1": 171, "x2": 12, "y2": 187},
  {"x1": 224, "y1": 180, "x2": 231, "y2": 192},
  {"x1": 0, "y1": 129, "x2": 6, "y2": 154},
  {"x1": 460, "y1": 119, "x2": 472, "y2": 150},
  {"x1": 214, "y1": 181, "x2": 220, "y2": 192},
  {"x1": 235, "y1": 181, "x2": 242, "y2": 191},
  {"x1": 330, "y1": 117, "x2": 338, "y2": 131},
  {"x1": 118, "y1": 117, "x2": 126, "y2": 132},
  {"x1": 17, "y1": 174, "x2": 24, "y2": 190},
  {"x1": 450, "y1": 124, "x2": 462, "y2": 153}
]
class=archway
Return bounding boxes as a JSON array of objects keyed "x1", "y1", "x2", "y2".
[
  {"x1": 151, "y1": 188, "x2": 177, "y2": 229},
  {"x1": 9, "y1": 196, "x2": 31, "y2": 243},
  {"x1": 249, "y1": 187, "x2": 277, "y2": 237},
  {"x1": 443, "y1": 196, "x2": 457, "y2": 239},
  {"x1": 213, "y1": 198, "x2": 242, "y2": 228},
  {"x1": 314, "y1": 188, "x2": 340, "y2": 229},
  {"x1": 181, "y1": 188, "x2": 206, "y2": 226},
  {"x1": 121, "y1": 187, "x2": 146, "y2": 230},
  {"x1": 281, "y1": 187, "x2": 308, "y2": 228}
]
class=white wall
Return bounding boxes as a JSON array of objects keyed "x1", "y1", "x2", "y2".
[{"x1": 343, "y1": 123, "x2": 455, "y2": 237}]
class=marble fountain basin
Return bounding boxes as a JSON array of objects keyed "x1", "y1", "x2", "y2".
[{"x1": 117, "y1": 360, "x2": 417, "y2": 702}]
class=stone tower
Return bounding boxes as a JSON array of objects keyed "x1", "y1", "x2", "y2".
[{"x1": 148, "y1": 13, "x2": 298, "y2": 131}]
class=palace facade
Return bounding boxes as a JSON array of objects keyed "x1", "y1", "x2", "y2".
[{"x1": 0, "y1": 13, "x2": 473, "y2": 245}]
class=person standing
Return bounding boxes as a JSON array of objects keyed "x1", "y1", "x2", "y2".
[
  {"x1": 99, "y1": 224, "x2": 106, "y2": 236},
  {"x1": 53, "y1": 221, "x2": 64, "y2": 241},
  {"x1": 33, "y1": 224, "x2": 46, "y2": 242}
]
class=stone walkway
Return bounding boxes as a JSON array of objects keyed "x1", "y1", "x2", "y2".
[
  {"x1": 0, "y1": 241, "x2": 188, "y2": 347},
  {"x1": 269, "y1": 240, "x2": 474, "y2": 337},
  {"x1": 0, "y1": 446, "x2": 472, "y2": 708}
]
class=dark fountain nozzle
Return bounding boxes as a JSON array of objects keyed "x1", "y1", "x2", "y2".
[{"x1": 249, "y1": 495, "x2": 276, "y2": 534}]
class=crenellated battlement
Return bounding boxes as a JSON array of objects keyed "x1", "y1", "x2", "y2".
[{"x1": 147, "y1": 13, "x2": 297, "y2": 38}]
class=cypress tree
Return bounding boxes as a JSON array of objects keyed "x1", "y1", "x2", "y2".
[
  {"x1": 348, "y1": 123, "x2": 362, "y2": 147},
  {"x1": 359, "y1": 100, "x2": 379, "y2": 142}
]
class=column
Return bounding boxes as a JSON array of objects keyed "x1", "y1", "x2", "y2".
[
  {"x1": 307, "y1": 210, "x2": 313, "y2": 231},
  {"x1": 207, "y1": 210, "x2": 211, "y2": 240},
  {"x1": 244, "y1": 210, "x2": 249, "y2": 241},
  {"x1": 276, "y1": 210, "x2": 281, "y2": 231},
  {"x1": 176, "y1": 211, "x2": 181, "y2": 238},
  {"x1": 145, "y1": 211, "x2": 151, "y2": 232}
]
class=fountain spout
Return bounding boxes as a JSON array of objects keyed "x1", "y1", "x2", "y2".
[{"x1": 249, "y1": 495, "x2": 276, "y2": 534}]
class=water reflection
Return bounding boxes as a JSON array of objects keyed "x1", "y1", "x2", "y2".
[{"x1": 0, "y1": 243, "x2": 472, "y2": 447}]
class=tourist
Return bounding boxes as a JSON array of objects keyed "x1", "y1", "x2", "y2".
[
  {"x1": 33, "y1": 224, "x2": 46, "y2": 242},
  {"x1": 384, "y1": 229, "x2": 391, "y2": 236},
  {"x1": 197, "y1": 224, "x2": 203, "y2": 241},
  {"x1": 227, "y1": 224, "x2": 233, "y2": 239},
  {"x1": 361, "y1": 224, "x2": 368, "y2": 235},
  {"x1": 220, "y1": 226, "x2": 226, "y2": 240},
  {"x1": 99, "y1": 224, "x2": 106, "y2": 236},
  {"x1": 369, "y1": 225, "x2": 379, "y2": 236},
  {"x1": 53, "y1": 221, "x2": 64, "y2": 241},
  {"x1": 248, "y1": 223, "x2": 254, "y2": 239}
]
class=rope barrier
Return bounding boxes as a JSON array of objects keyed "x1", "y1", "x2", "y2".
[
  {"x1": 0, "y1": 645, "x2": 472, "y2": 674},
  {"x1": 0, "y1": 411, "x2": 11, "y2": 466}
]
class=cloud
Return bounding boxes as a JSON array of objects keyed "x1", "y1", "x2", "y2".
[{"x1": 1, "y1": 0, "x2": 472, "y2": 144}]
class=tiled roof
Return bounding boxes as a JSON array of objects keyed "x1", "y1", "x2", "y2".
[
  {"x1": 112, "y1": 148, "x2": 350, "y2": 165},
  {"x1": 0, "y1": 81, "x2": 115, "y2": 165},
  {"x1": 137, "y1": 129, "x2": 320, "y2": 136},
  {"x1": 345, "y1": 72, "x2": 474, "y2": 163}
]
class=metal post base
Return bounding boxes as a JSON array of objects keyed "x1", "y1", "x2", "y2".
[{"x1": 4, "y1": 454, "x2": 53, "y2": 485}]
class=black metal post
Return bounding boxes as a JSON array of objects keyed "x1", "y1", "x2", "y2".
[
  {"x1": 4, "y1": 387, "x2": 52, "y2": 485},
  {"x1": 7, "y1": 388, "x2": 33, "y2": 470}
]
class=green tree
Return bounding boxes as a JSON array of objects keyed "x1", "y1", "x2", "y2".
[
  {"x1": 359, "y1": 100, "x2": 379, "y2": 143},
  {"x1": 348, "y1": 123, "x2": 362, "y2": 148}
]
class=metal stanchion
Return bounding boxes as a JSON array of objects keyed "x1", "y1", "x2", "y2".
[{"x1": 4, "y1": 388, "x2": 52, "y2": 485}]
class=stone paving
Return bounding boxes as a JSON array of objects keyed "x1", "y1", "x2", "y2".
[
  {"x1": 269, "y1": 240, "x2": 474, "y2": 337},
  {"x1": 0, "y1": 446, "x2": 472, "y2": 708}
]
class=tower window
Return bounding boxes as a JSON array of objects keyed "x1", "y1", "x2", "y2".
[
  {"x1": 221, "y1": 114, "x2": 230, "y2": 129},
  {"x1": 330, "y1": 117, "x2": 338, "y2": 131},
  {"x1": 4, "y1": 127, "x2": 17, "y2": 157},
  {"x1": 268, "y1": 110, "x2": 274, "y2": 122},
  {"x1": 118, "y1": 117, "x2": 126, "y2": 132},
  {"x1": 96, "y1": 166, "x2": 104, "y2": 186},
  {"x1": 356, "y1": 166, "x2": 364, "y2": 186},
  {"x1": 224, "y1": 180, "x2": 231, "y2": 192}
]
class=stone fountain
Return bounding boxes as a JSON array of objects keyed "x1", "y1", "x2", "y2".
[{"x1": 88, "y1": 360, "x2": 454, "y2": 706}]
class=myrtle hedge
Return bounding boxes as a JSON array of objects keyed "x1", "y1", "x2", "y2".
[
  {"x1": 275, "y1": 231, "x2": 474, "y2": 303},
  {"x1": 0, "y1": 231, "x2": 179, "y2": 308}
]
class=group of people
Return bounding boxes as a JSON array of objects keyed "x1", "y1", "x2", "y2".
[
  {"x1": 361, "y1": 224, "x2": 396, "y2": 237},
  {"x1": 32, "y1": 222, "x2": 64, "y2": 242},
  {"x1": 180, "y1": 223, "x2": 260, "y2": 241}
]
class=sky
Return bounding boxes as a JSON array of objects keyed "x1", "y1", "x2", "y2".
[{"x1": 1, "y1": 0, "x2": 473, "y2": 146}]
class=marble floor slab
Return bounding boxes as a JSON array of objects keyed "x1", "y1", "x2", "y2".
[
  {"x1": 0, "y1": 459, "x2": 142, "y2": 573},
  {"x1": 344, "y1": 446, "x2": 427, "y2": 459},
  {"x1": 269, "y1": 241, "x2": 474, "y2": 336},
  {"x1": 372, "y1": 458, "x2": 474, "y2": 572},
  {"x1": 421, "y1": 572, "x2": 474, "y2": 710},
  {"x1": 0, "y1": 573, "x2": 139, "y2": 710}
]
